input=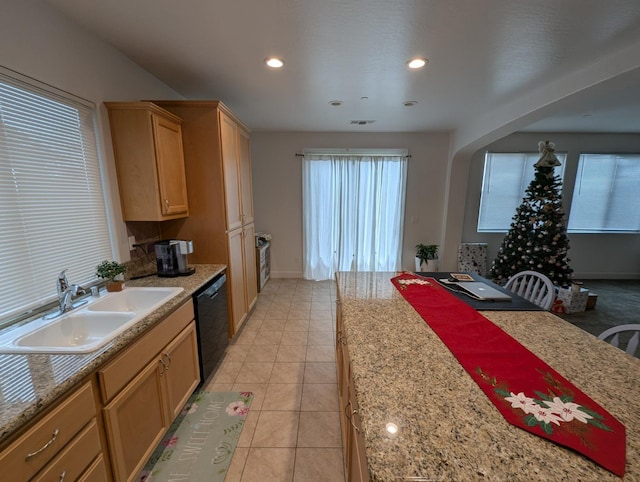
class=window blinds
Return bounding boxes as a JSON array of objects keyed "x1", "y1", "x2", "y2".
[
  {"x1": 0, "y1": 69, "x2": 112, "y2": 323},
  {"x1": 568, "y1": 154, "x2": 640, "y2": 232},
  {"x1": 478, "y1": 152, "x2": 566, "y2": 232}
]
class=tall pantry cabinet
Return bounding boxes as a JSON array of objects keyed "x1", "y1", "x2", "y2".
[{"x1": 154, "y1": 101, "x2": 257, "y2": 337}]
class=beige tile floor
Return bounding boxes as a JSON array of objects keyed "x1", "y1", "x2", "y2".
[{"x1": 205, "y1": 278, "x2": 345, "y2": 482}]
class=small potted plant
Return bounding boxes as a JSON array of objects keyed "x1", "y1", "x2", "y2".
[
  {"x1": 415, "y1": 244, "x2": 439, "y2": 272},
  {"x1": 96, "y1": 260, "x2": 127, "y2": 292}
]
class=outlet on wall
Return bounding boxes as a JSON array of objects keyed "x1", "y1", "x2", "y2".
[{"x1": 128, "y1": 236, "x2": 136, "y2": 251}]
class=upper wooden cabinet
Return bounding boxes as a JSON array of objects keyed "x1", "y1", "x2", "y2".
[
  {"x1": 105, "y1": 102, "x2": 189, "y2": 221},
  {"x1": 153, "y1": 101, "x2": 257, "y2": 335}
]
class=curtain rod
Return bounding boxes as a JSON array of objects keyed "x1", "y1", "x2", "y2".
[{"x1": 295, "y1": 153, "x2": 412, "y2": 158}]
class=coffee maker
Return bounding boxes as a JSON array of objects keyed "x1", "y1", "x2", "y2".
[{"x1": 154, "y1": 240, "x2": 195, "y2": 277}]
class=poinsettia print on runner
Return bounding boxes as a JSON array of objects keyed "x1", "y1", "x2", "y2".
[{"x1": 477, "y1": 367, "x2": 612, "y2": 437}]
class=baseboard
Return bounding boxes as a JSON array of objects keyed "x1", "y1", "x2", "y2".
[
  {"x1": 572, "y1": 272, "x2": 640, "y2": 280},
  {"x1": 271, "y1": 271, "x2": 304, "y2": 279}
]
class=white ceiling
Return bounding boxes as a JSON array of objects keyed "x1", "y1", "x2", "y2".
[{"x1": 45, "y1": 0, "x2": 640, "y2": 137}]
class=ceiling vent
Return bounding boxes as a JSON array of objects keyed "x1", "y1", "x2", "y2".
[{"x1": 350, "y1": 120, "x2": 376, "y2": 125}]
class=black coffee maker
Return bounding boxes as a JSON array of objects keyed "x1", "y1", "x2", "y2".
[{"x1": 154, "y1": 240, "x2": 195, "y2": 277}]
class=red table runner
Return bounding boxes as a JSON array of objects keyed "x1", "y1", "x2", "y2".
[{"x1": 391, "y1": 273, "x2": 626, "y2": 476}]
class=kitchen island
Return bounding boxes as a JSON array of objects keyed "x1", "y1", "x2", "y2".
[{"x1": 336, "y1": 271, "x2": 639, "y2": 481}]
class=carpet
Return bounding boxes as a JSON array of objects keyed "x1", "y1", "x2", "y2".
[{"x1": 136, "y1": 391, "x2": 253, "y2": 482}]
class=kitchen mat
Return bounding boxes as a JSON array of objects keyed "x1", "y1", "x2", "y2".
[{"x1": 136, "y1": 391, "x2": 253, "y2": 482}]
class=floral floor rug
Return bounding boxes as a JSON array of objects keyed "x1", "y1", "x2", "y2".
[{"x1": 136, "y1": 391, "x2": 253, "y2": 482}]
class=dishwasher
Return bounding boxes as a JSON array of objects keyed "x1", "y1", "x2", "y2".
[{"x1": 192, "y1": 272, "x2": 228, "y2": 383}]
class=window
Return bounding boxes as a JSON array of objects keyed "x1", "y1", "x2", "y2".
[
  {"x1": 302, "y1": 150, "x2": 408, "y2": 280},
  {"x1": 478, "y1": 152, "x2": 566, "y2": 232},
  {"x1": 568, "y1": 154, "x2": 640, "y2": 233},
  {"x1": 0, "y1": 69, "x2": 112, "y2": 325}
]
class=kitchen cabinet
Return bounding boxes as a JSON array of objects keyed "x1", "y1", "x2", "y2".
[
  {"x1": 152, "y1": 101, "x2": 257, "y2": 336},
  {"x1": 0, "y1": 380, "x2": 107, "y2": 481},
  {"x1": 336, "y1": 300, "x2": 369, "y2": 482},
  {"x1": 99, "y1": 300, "x2": 200, "y2": 482},
  {"x1": 227, "y1": 223, "x2": 257, "y2": 335},
  {"x1": 105, "y1": 102, "x2": 189, "y2": 221}
]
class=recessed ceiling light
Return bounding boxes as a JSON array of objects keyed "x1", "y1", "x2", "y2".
[
  {"x1": 403, "y1": 100, "x2": 418, "y2": 107},
  {"x1": 265, "y1": 57, "x2": 284, "y2": 68},
  {"x1": 407, "y1": 58, "x2": 428, "y2": 69},
  {"x1": 329, "y1": 100, "x2": 343, "y2": 106}
]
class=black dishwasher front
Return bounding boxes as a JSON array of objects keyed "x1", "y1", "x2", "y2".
[{"x1": 193, "y1": 272, "x2": 228, "y2": 383}]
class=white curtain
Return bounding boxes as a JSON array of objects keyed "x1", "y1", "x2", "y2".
[{"x1": 302, "y1": 152, "x2": 407, "y2": 280}]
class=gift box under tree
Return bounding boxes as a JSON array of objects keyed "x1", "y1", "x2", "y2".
[{"x1": 555, "y1": 286, "x2": 589, "y2": 314}]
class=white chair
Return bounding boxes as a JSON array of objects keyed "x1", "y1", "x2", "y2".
[
  {"x1": 504, "y1": 270, "x2": 555, "y2": 310},
  {"x1": 597, "y1": 324, "x2": 640, "y2": 356}
]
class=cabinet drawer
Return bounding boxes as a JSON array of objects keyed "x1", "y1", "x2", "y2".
[
  {"x1": 78, "y1": 454, "x2": 108, "y2": 482},
  {"x1": 98, "y1": 300, "x2": 194, "y2": 402},
  {"x1": 33, "y1": 419, "x2": 102, "y2": 482},
  {"x1": 0, "y1": 381, "x2": 96, "y2": 480}
]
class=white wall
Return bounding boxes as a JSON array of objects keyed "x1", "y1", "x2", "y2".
[
  {"x1": 0, "y1": 0, "x2": 183, "y2": 260},
  {"x1": 251, "y1": 131, "x2": 452, "y2": 278},
  {"x1": 462, "y1": 132, "x2": 640, "y2": 279}
]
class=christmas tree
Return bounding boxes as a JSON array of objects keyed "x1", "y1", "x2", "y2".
[{"x1": 489, "y1": 141, "x2": 573, "y2": 287}]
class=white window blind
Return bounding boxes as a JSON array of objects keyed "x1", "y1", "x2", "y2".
[
  {"x1": 478, "y1": 152, "x2": 566, "y2": 232},
  {"x1": 568, "y1": 154, "x2": 640, "y2": 233},
  {"x1": 0, "y1": 69, "x2": 112, "y2": 324}
]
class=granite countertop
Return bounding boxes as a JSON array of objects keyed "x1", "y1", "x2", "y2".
[
  {"x1": 0, "y1": 264, "x2": 226, "y2": 447},
  {"x1": 336, "y1": 271, "x2": 640, "y2": 481}
]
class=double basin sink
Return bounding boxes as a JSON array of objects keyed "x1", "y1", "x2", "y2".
[{"x1": 0, "y1": 287, "x2": 184, "y2": 354}]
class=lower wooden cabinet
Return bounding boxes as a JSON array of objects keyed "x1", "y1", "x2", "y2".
[
  {"x1": 0, "y1": 381, "x2": 103, "y2": 482},
  {"x1": 336, "y1": 300, "x2": 370, "y2": 482},
  {"x1": 98, "y1": 300, "x2": 200, "y2": 482},
  {"x1": 32, "y1": 419, "x2": 104, "y2": 482},
  {"x1": 102, "y1": 321, "x2": 200, "y2": 482},
  {"x1": 346, "y1": 377, "x2": 369, "y2": 482},
  {"x1": 0, "y1": 300, "x2": 201, "y2": 482},
  {"x1": 227, "y1": 223, "x2": 257, "y2": 336},
  {"x1": 103, "y1": 351, "x2": 171, "y2": 481}
]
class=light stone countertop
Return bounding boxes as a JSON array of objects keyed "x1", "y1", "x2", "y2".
[
  {"x1": 336, "y1": 271, "x2": 640, "y2": 481},
  {"x1": 0, "y1": 264, "x2": 225, "y2": 446}
]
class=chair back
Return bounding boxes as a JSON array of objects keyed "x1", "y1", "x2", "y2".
[
  {"x1": 504, "y1": 270, "x2": 555, "y2": 310},
  {"x1": 597, "y1": 324, "x2": 640, "y2": 356}
]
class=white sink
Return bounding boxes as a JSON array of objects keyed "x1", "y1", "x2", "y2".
[
  {"x1": 0, "y1": 286, "x2": 184, "y2": 354},
  {"x1": 14, "y1": 312, "x2": 137, "y2": 352},
  {"x1": 87, "y1": 287, "x2": 184, "y2": 313}
]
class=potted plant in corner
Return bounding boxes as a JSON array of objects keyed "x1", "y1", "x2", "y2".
[
  {"x1": 415, "y1": 244, "x2": 439, "y2": 272},
  {"x1": 96, "y1": 260, "x2": 127, "y2": 292}
]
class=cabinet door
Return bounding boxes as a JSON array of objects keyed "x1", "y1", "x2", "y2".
[
  {"x1": 243, "y1": 223, "x2": 258, "y2": 312},
  {"x1": 152, "y1": 114, "x2": 189, "y2": 216},
  {"x1": 337, "y1": 339, "x2": 351, "y2": 467},
  {"x1": 220, "y1": 111, "x2": 242, "y2": 231},
  {"x1": 238, "y1": 127, "x2": 254, "y2": 225},
  {"x1": 163, "y1": 323, "x2": 201, "y2": 420},
  {"x1": 347, "y1": 378, "x2": 370, "y2": 482},
  {"x1": 103, "y1": 358, "x2": 170, "y2": 482},
  {"x1": 227, "y1": 228, "x2": 247, "y2": 336}
]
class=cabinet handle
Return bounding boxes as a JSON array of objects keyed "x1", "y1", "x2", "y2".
[
  {"x1": 59, "y1": 470, "x2": 66, "y2": 482},
  {"x1": 25, "y1": 428, "x2": 59, "y2": 460},
  {"x1": 344, "y1": 400, "x2": 352, "y2": 421},
  {"x1": 164, "y1": 198, "x2": 170, "y2": 212},
  {"x1": 350, "y1": 409, "x2": 360, "y2": 433},
  {"x1": 163, "y1": 352, "x2": 172, "y2": 368},
  {"x1": 158, "y1": 358, "x2": 167, "y2": 375}
]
